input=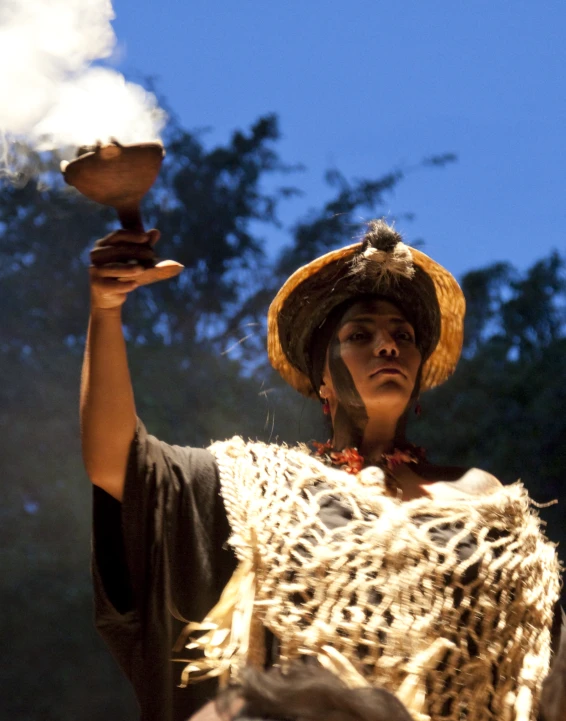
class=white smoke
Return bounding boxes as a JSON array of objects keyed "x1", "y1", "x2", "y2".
[{"x1": 0, "y1": 0, "x2": 166, "y2": 168}]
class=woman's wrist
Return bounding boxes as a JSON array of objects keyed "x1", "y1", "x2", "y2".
[{"x1": 90, "y1": 304, "x2": 123, "y2": 318}]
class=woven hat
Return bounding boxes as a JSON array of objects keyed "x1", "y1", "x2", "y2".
[{"x1": 267, "y1": 220, "x2": 465, "y2": 398}]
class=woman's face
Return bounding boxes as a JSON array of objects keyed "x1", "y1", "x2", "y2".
[{"x1": 321, "y1": 299, "x2": 422, "y2": 419}]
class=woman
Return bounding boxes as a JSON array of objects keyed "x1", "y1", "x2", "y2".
[{"x1": 83, "y1": 220, "x2": 563, "y2": 721}]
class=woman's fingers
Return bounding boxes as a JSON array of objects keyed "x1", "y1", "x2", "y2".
[
  {"x1": 93, "y1": 278, "x2": 138, "y2": 290},
  {"x1": 146, "y1": 228, "x2": 161, "y2": 247},
  {"x1": 90, "y1": 242, "x2": 156, "y2": 266},
  {"x1": 92, "y1": 264, "x2": 148, "y2": 278},
  {"x1": 89, "y1": 266, "x2": 143, "y2": 309},
  {"x1": 93, "y1": 229, "x2": 157, "y2": 248},
  {"x1": 90, "y1": 229, "x2": 161, "y2": 267},
  {"x1": 134, "y1": 261, "x2": 184, "y2": 287}
]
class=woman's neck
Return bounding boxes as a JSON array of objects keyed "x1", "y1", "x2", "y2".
[
  {"x1": 332, "y1": 412, "x2": 406, "y2": 460},
  {"x1": 361, "y1": 415, "x2": 404, "y2": 460}
]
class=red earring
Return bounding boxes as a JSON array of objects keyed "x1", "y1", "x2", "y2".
[{"x1": 322, "y1": 398, "x2": 330, "y2": 415}]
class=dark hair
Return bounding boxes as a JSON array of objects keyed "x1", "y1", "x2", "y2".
[{"x1": 218, "y1": 664, "x2": 413, "y2": 721}]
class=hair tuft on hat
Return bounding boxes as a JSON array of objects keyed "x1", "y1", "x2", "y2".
[
  {"x1": 364, "y1": 218, "x2": 402, "y2": 252},
  {"x1": 349, "y1": 220, "x2": 415, "y2": 287}
]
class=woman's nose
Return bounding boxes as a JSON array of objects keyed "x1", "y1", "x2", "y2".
[{"x1": 373, "y1": 333, "x2": 399, "y2": 357}]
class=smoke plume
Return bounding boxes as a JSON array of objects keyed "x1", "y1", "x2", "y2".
[{"x1": 0, "y1": 0, "x2": 166, "y2": 175}]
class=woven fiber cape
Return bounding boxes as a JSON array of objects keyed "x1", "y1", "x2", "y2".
[{"x1": 178, "y1": 440, "x2": 560, "y2": 721}]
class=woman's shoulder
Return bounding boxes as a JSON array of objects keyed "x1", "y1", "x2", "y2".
[
  {"x1": 418, "y1": 463, "x2": 503, "y2": 497},
  {"x1": 208, "y1": 436, "x2": 312, "y2": 465}
]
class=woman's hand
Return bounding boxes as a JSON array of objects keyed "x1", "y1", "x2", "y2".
[
  {"x1": 89, "y1": 228, "x2": 158, "y2": 310},
  {"x1": 90, "y1": 228, "x2": 183, "y2": 310},
  {"x1": 89, "y1": 228, "x2": 160, "y2": 311},
  {"x1": 89, "y1": 263, "x2": 147, "y2": 311}
]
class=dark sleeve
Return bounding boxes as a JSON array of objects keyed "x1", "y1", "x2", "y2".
[
  {"x1": 92, "y1": 419, "x2": 236, "y2": 721},
  {"x1": 539, "y1": 605, "x2": 566, "y2": 721}
]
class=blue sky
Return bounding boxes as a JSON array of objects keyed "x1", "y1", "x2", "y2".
[{"x1": 110, "y1": 1, "x2": 566, "y2": 278}]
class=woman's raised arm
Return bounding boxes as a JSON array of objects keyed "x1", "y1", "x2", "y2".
[{"x1": 80, "y1": 229, "x2": 160, "y2": 501}]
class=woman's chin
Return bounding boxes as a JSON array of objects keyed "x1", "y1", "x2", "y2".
[{"x1": 364, "y1": 389, "x2": 412, "y2": 416}]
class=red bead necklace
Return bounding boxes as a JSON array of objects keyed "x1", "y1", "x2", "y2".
[{"x1": 312, "y1": 440, "x2": 426, "y2": 476}]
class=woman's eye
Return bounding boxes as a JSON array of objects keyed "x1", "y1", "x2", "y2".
[
  {"x1": 345, "y1": 331, "x2": 369, "y2": 342},
  {"x1": 396, "y1": 331, "x2": 415, "y2": 343}
]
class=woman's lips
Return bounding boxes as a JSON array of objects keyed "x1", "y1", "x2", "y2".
[{"x1": 370, "y1": 366, "x2": 406, "y2": 378}]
